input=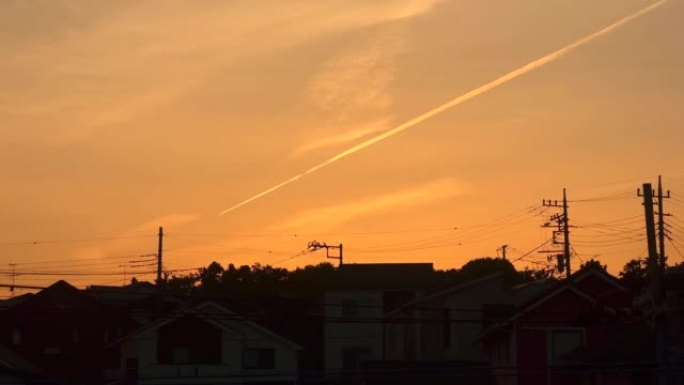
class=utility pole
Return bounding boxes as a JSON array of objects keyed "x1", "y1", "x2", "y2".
[
  {"x1": 638, "y1": 183, "x2": 661, "y2": 295},
  {"x1": 308, "y1": 241, "x2": 343, "y2": 267},
  {"x1": 119, "y1": 264, "x2": 127, "y2": 286},
  {"x1": 8, "y1": 264, "x2": 16, "y2": 297},
  {"x1": 640, "y1": 181, "x2": 669, "y2": 385},
  {"x1": 656, "y1": 175, "x2": 670, "y2": 269},
  {"x1": 498, "y1": 245, "x2": 508, "y2": 260},
  {"x1": 157, "y1": 226, "x2": 164, "y2": 285},
  {"x1": 542, "y1": 188, "x2": 571, "y2": 279}
]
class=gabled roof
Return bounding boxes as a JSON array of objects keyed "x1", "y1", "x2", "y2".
[
  {"x1": 385, "y1": 272, "x2": 506, "y2": 317},
  {"x1": 515, "y1": 266, "x2": 628, "y2": 315},
  {"x1": 5, "y1": 280, "x2": 103, "y2": 314},
  {"x1": 0, "y1": 293, "x2": 34, "y2": 310},
  {"x1": 572, "y1": 265, "x2": 628, "y2": 292},
  {"x1": 479, "y1": 267, "x2": 630, "y2": 340},
  {"x1": 110, "y1": 300, "x2": 301, "y2": 350}
]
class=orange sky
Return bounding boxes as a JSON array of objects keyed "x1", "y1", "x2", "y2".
[{"x1": 1, "y1": 0, "x2": 683, "y2": 292}]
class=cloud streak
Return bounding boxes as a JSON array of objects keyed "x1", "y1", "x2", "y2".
[
  {"x1": 273, "y1": 178, "x2": 461, "y2": 231},
  {"x1": 293, "y1": 23, "x2": 409, "y2": 156},
  {"x1": 293, "y1": 118, "x2": 392, "y2": 155},
  {"x1": 219, "y1": 0, "x2": 666, "y2": 216}
]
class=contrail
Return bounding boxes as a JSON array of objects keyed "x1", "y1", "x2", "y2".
[{"x1": 220, "y1": 0, "x2": 665, "y2": 216}]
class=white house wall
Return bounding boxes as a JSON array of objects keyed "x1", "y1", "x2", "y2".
[
  {"x1": 123, "y1": 322, "x2": 298, "y2": 384},
  {"x1": 324, "y1": 290, "x2": 384, "y2": 374}
]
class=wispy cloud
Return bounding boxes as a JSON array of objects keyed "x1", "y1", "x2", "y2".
[
  {"x1": 1, "y1": 0, "x2": 445, "y2": 142},
  {"x1": 293, "y1": 31, "x2": 401, "y2": 155},
  {"x1": 294, "y1": 0, "x2": 444, "y2": 155},
  {"x1": 272, "y1": 178, "x2": 462, "y2": 232},
  {"x1": 293, "y1": 118, "x2": 391, "y2": 155},
  {"x1": 127, "y1": 213, "x2": 199, "y2": 235}
]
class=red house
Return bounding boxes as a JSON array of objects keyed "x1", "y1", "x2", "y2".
[
  {"x1": 482, "y1": 266, "x2": 654, "y2": 385},
  {"x1": 0, "y1": 280, "x2": 110, "y2": 384}
]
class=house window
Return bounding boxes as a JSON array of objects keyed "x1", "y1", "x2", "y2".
[
  {"x1": 342, "y1": 347, "x2": 371, "y2": 370},
  {"x1": 125, "y1": 358, "x2": 139, "y2": 380},
  {"x1": 172, "y1": 348, "x2": 190, "y2": 365},
  {"x1": 243, "y1": 348, "x2": 275, "y2": 370},
  {"x1": 157, "y1": 315, "x2": 222, "y2": 365},
  {"x1": 388, "y1": 324, "x2": 399, "y2": 351},
  {"x1": 550, "y1": 329, "x2": 584, "y2": 363},
  {"x1": 11, "y1": 328, "x2": 20, "y2": 346},
  {"x1": 442, "y1": 309, "x2": 452, "y2": 349},
  {"x1": 44, "y1": 347, "x2": 61, "y2": 355},
  {"x1": 342, "y1": 299, "x2": 359, "y2": 317}
]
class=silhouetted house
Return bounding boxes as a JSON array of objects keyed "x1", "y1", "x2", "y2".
[
  {"x1": 346, "y1": 272, "x2": 545, "y2": 385},
  {"x1": 0, "y1": 280, "x2": 109, "y2": 384},
  {"x1": 215, "y1": 296, "x2": 325, "y2": 384},
  {"x1": 481, "y1": 266, "x2": 643, "y2": 385},
  {"x1": 323, "y1": 263, "x2": 433, "y2": 383},
  {"x1": 107, "y1": 301, "x2": 301, "y2": 385},
  {"x1": 383, "y1": 273, "x2": 548, "y2": 363},
  {"x1": 659, "y1": 265, "x2": 684, "y2": 383},
  {"x1": 0, "y1": 344, "x2": 57, "y2": 385}
]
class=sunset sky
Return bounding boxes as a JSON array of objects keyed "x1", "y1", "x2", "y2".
[{"x1": 1, "y1": 0, "x2": 683, "y2": 291}]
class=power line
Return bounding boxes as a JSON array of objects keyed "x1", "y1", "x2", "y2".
[{"x1": 0, "y1": 234, "x2": 153, "y2": 246}]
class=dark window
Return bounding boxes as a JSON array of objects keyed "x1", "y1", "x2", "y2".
[
  {"x1": 11, "y1": 328, "x2": 20, "y2": 346},
  {"x1": 172, "y1": 348, "x2": 190, "y2": 364},
  {"x1": 342, "y1": 347, "x2": 371, "y2": 370},
  {"x1": 442, "y1": 309, "x2": 451, "y2": 349},
  {"x1": 243, "y1": 348, "x2": 276, "y2": 370},
  {"x1": 157, "y1": 315, "x2": 221, "y2": 365},
  {"x1": 125, "y1": 358, "x2": 139, "y2": 380},
  {"x1": 44, "y1": 346, "x2": 61, "y2": 355},
  {"x1": 342, "y1": 300, "x2": 359, "y2": 317},
  {"x1": 550, "y1": 329, "x2": 583, "y2": 363}
]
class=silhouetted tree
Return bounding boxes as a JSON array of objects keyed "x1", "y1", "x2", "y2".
[
  {"x1": 199, "y1": 261, "x2": 225, "y2": 292},
  {"x1": 166, "y1": 274, "x2": 198, "y2": 295},
  {"x1": 518, "y1": 266, "x2": 553, "y2": 281},
  {"x1": 287, "y1": 263, "x2": 337, "y2": 294},
  {"x1": 619, "y1": 258, "x2": 647, "y2": 293},
  {"x1": 459, "y1": 257, "x2": 517, "y2": 281},
  {"x1": 579, "y1": 259, "x2": 608, "y2": 271}
]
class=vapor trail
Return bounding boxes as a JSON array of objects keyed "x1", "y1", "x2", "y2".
[{"x1": 220, "y1": 0, "x2": 665, "y2": 216}]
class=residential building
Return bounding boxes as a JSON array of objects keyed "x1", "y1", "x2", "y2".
[
  {"x1": 383, "y1": 272, "x2": 548, "y2": 363},
  {"x1": 481, "y1": 266, "x2": 643, "y2": 385},
  {"x1": 323, "y1": 263, "x2": 433, "y2": 383},
  {"x1": 108, "y1": 301, "x2": 301, "y2": 385},
  {"x1": 0, "y1": 280, "x2": 110, "y2": 384}
]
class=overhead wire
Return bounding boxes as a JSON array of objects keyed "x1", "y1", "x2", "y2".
[{"x1": 0, "y1": 234, "x2": 153, "y2": 246}]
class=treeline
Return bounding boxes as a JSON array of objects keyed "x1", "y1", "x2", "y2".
[
  {"x1": 129, "y1": 257, "x2": 649, "y2": 300},
  {"x1": 131, "y1": 258, "x2": 647, "y2": 298}
]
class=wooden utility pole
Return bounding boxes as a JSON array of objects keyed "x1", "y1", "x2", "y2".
[
  {"x1": 498, "y1": 244, "x2": 508, "y2": 260},
  {"x1": 639, "y1": 183, "x2": 660, "y2": 294},
  {"x1": 157, "y1": 226, "x2": 164, "y2": 285},
  {"x1": 562, "y1": 189, "x2": 570, "y2": 278},
  {"x1": 656, "y1": 175, "x2": 670, "y2": 269},
  {"x1": 8, "y1": 263, "x2": 16, "y2": 297},
  {"x1": 120, "y1": 264, "x2": 127, "y2": 286},
  {"x1": 542, "y1": 188, "x2": 571, "y2": 279}
]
